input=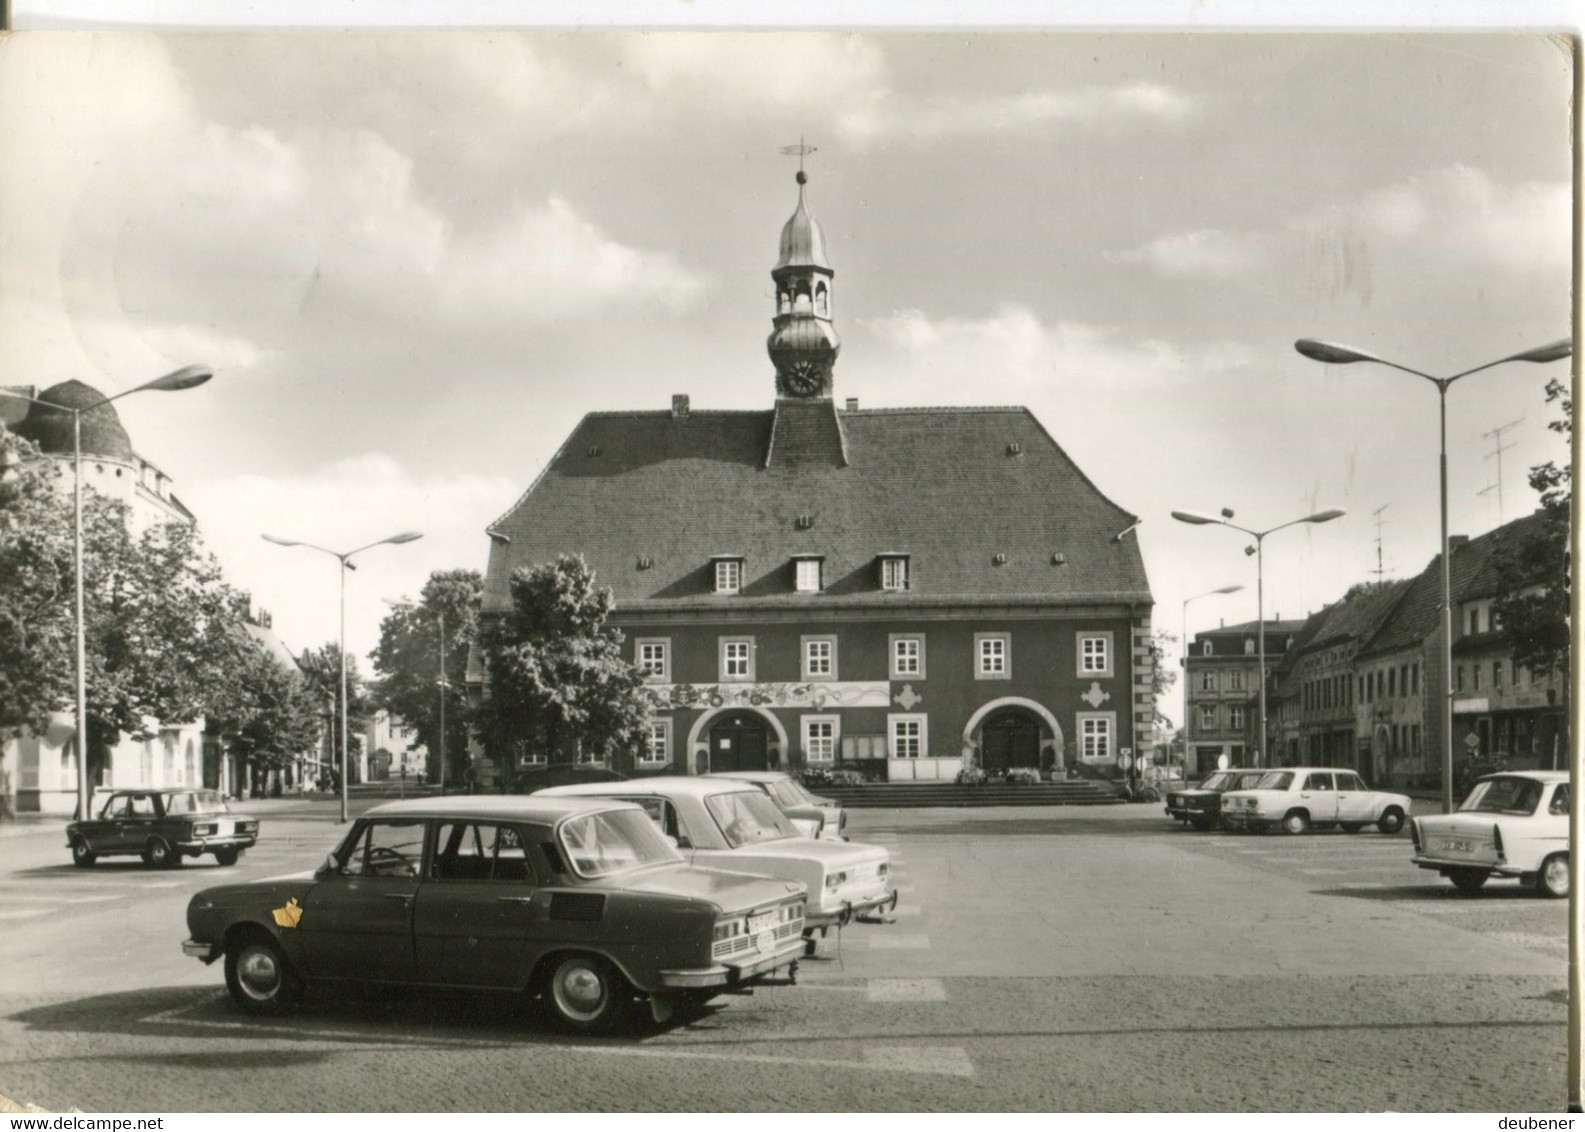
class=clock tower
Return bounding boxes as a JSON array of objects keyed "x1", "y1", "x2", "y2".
[{"x1": 767, "y1": 168, "x2": 841, "y2": 399}]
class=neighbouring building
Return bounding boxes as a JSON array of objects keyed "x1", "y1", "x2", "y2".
[
  {"x1": 1182, "y1": 617, "x2": 1306, "y2": 774},
  {"x1": 473, "y1": 168, "x2": 1156, "y2": 784},
  {"x1": 363, "y1": 710, "x2": 428, "y2": 783}
]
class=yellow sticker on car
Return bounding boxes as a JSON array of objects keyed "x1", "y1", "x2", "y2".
[{"x1": 272, "y1": 897, "x2": 303, "y2": 928}]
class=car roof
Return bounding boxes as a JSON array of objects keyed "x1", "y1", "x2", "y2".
[
  {"x1": 364, "y1": 795, "x2": 641, "y2": 823},
  {"x1": 1477, "y1": 769, "x2": 1570, "y2": 784},
  {"x1": 539, "y1": 776, "x2": 759, "y2": 800},
  {"x1": 702, "y1": 771, "x2": 791, "y2": 784}
]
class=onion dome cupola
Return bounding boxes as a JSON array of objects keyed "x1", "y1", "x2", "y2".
[
  {"x1": 768, "y1": 169, "x2": 841, "y2": 400},
  {"x1": 13, "y1": 380, "x2": 135, "y2": 462}
]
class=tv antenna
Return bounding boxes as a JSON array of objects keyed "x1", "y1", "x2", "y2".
[
  {"x1": 1478, "y1": 416, "x2": 1524, "y2": 524},
  {"x1": 1370, "y1": 504, "x2": 1391, "y2": 580}
]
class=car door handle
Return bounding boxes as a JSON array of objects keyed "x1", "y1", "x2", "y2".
[
  {"x1": 383, "y1": 893, "x2": 414, "y2": 904},
  {"x1": 496, "y1": 896, "x2": 536, "y2": 904}
]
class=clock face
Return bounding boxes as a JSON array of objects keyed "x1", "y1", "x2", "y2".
[{"x1": 780, "y1": 360, "x2": 826, "y2": 397}]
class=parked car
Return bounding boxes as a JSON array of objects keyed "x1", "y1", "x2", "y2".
[
  {"x1": 1409, "y1": 770, "x2": 1570, "y2": 897},
  {"x1": 1164, "y1": 768, "x2": 1268, "y2": 829},
  {"x1": 704, "y1": 770, "x2": 848, "y2": 840},
  {"x1": 538, "y1": 777, "x2": 895, "y2": 938},
  {"x1": 67, "y1": 789, "x2": 258, "y2": 868},
  {"x1": 1219, "y1": 768, "x2": 1410, "y2": 835},
  {"x1": 181, "y1": 795, "x2": 807, "y2": 1031}
]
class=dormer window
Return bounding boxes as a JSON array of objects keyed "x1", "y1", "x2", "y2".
[
  {"x1": 1202, "y1": 641, "x2": 1214, "y2": 656},
  {"x1": 712, "y1": 556, "x2": 744, "y2": 595},
  {"x1": 793, "y1": 555, "x2": 823, "y2": 593},
  {"x1": 879, "y1": 554, "x2": 910, "y2": 592}
]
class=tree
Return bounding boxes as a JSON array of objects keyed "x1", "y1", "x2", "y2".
[
  {"x1": 298, "y1": 642, "x2": 373, "y2": 784},
  {"x1": 207, "y1": 633, "x2": 322, "y2": 793},
  {"x1": 476, "y1": 555, "x2": 650, "y2": 785},
  {"x1": 1492, "y1": 376, "x2": 1571, "y2": 679},
  {"x1": 371, "y1": 569, "x2": 481, "y2": 788}
]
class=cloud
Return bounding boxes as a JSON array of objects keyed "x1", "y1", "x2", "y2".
[
  {"x1": 1106, "y1": 227, "x2": 1270, "y2": 279},
  {"x1": 839, "y1": 83, "x2": 1198, "y2": 146},
  {"x1": 622, "y1": 33, "x2": 889, "y2": 112}
]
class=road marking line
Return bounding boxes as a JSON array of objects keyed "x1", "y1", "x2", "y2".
[
  {"x1": 0, "y1": 908, "x2": 50, "y2": 920},
  {"x1": 867, "y1": 978, "x2": 947, "y2": 1002},
  {"x1": 863, "y1": 1045, "x2": 973, "y2": 1077},
  {"x1": 869, "y1": 934, "x2": 931, "y2": 950}
]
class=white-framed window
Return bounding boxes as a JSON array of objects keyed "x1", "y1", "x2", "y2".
[
  {"x1": 719, "y1": 637, "x2": 755, "y2": 682},
  {"x1": 1244, "y1": 638, "x2": 1256, "y2": 655},
  {"x1": 975, "y1": 633, "x2": 1010, "y2": 679},
  {"x1": 889, "y1": 714, "x2": 927, "y2": 759},
  {"x1": 1202, "y1": 640, "x2": 1214, "y2": 656},
  {"x1": 794, "y1": 557, "x2": 823, "y2": 593},
  {"x1": 642, "y1": 718, "x2": 673, "y2": 766},
  {"x1": 1228, "y1": 706, "x2": 1245, "y2": 730},
  {"x1": 635, "y1": 638, "x2": 670, "y2": 683},
  {"x1": 802, "y1": 635, "x2": 837, "y2": 680},
  {"x1": 1077, "y1": 712, "x2": 1115, "y2": 761},
  {"x1": 575, "y1": 744, "x2": 606, "y2": 766},
  {"x1": 1227, "y1": 670, "x2": 1244, "y2": 691},
  {"x1": 880, "y1": 556, "x2": 909, "y2": 591},
  {"x1": 1198, "y1": 704, "x2": 1218, "y2": 730},
  {"x1": 803, "y1": 715, "x2": 840, "y2": 763},
  {"x1": 714, "y1": 558, "x2": 744, "y2": 594},
  {"x1": 890, "y1": 634, "x2": 926, "y2": 679},
  {"x1": 1198, "y1": 670, "x2": 1217, "y2": 692},
  {"x1": 1077, "y1": 632, "x2": 1113, "y2": 677}
]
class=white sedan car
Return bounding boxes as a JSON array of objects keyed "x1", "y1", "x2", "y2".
[
  {"x1": 1219, "y1": 767, "x2": 1411, "y2": 835},
  {"x1": 1410, "y1": 770, "x2": 1570, "y2": 897}
]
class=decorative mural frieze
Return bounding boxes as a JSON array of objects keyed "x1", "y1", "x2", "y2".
[{"x1": 643, "y1": 681, "x2": 892, "y2": 711}]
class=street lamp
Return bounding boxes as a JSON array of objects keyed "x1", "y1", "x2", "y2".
[
  {"x1": 382, "y1": 597, "x2": 450, "y2": 797},
  {"x1": 1172, "y1": 507, "x2": 1346, "y2": 768},
  {"x1": 1, "y1": 365, "x2": 214, "y2": 819},
  {"x1": 261, "y1": 531, "x2": 423, "y2": 822},
  {"x1": 1295, "y1": 337, "x2": 1571, "y2": 814},
  {"x1": 1182, "y1": 584, "x2": 1244, "y2": 776}
]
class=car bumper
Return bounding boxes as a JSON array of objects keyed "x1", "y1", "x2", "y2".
[
  {"x1": 175, "y1": 835, "x2": 257, "y2": 853},
  {"x1": 1219, "y1": 811, "x2": 1270, "y2": 832},
  {"x1": 658, "y1": 935, "x2": 805, "y2": 988},
  {"x1": 1411, "y1": 853, "x2": 1520, "y2": 878},
  {"x1": 807, "y1": 887, "x2": 898, "y2": 928},
  {"x1": 182, "y1": 938, "x2": 222, "y2": 963}
]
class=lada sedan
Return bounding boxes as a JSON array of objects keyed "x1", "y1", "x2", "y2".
[
  {"x1": 1164, "y1": 768, "x2": 1268, "y2": 830},
  {"x1": 1410, "y1": 770, "x2": 1570, "y2": 897},
  {"x1": 1219, "y1": 767, "x2": 1410, "y2": 835},
  {"x1": 704, "y1": 770, "x2": 848, "y2": 840},
  {"x1": 180, "y1": 796, "x2": 807, "y2": 1032},
  {"x1": 539, "y1": 777, "x2": 895, "y2": 938},
  {"x1": 67, "y1": 788, "x2": 258, "y2": 868}
]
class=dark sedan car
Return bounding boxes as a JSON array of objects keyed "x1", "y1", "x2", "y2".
[
  {"x1": 1164, "y1": 769, "x2": 1268, "y2": 830},
  {"x1": 181, "y1": 795, "x2": 807, "y2": 1033},
  {"x1": 67, "y1": 789, "x2": 258, "y2": 868}
]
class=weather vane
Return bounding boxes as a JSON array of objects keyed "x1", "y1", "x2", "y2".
[{"x1": 779, "y1": 139, "x2": 818, "y2": 180}]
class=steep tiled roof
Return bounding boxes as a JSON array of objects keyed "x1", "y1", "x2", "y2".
[
  {"x1": 1301, "y1": 580, "x2": 1412, "y2": 652},
  {"x1": 483, "y1": 403, "x2": 1150, "y2": 614}
]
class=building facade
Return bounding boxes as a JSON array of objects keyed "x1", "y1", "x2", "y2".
[
  {"x1": 475, "y1": 170, "x2": 1156, "y2": 784},
  {"x1": 1182, "y1": 618, "x2": 1305, "y2": 774}
]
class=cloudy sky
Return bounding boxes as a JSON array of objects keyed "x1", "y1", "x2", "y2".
[{"x1": 0, "y1": 26, "x2": 1571, "y2": 723}]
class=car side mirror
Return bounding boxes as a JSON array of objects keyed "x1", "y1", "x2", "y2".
[
  {"x1": 317, "y1": 852, "x2": 340, "y2": 878},
  {"x1": 663, "y1": 834, "x2": 679, "y2": 849}
]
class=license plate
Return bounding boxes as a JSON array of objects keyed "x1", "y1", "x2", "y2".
[
  {"x1": 1439, "y1": 839, "x2": 1475, "y2": 853},
  {"x1": 747, "y1": 910, "x2": 777, "y2": 934}
]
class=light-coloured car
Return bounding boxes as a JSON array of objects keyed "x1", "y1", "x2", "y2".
[
  {"x1": 1410, "y1": 770, "x2": 1570, "y2": 897},
  {"x1": 1163, "y1": 768, "x2": 1268, "y2": 830},
  {"x1": 538, "y1": 777, "x2": 895, "y2": 933},
  {"x1": 1219, "y1": 767, "x2": 1411, "y2": 835},
  {"x1": 704, "y1": 771, "x2": 848, "y2": 840}
]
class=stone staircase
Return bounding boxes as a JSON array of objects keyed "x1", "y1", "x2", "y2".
[{"x1": 816, "y1": 779, "x2": 1124, "y2": 808}]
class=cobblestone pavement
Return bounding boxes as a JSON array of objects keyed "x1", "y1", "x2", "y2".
[{"x1": 0, "y1": 800, "x2": 1567, "y2": 1112}]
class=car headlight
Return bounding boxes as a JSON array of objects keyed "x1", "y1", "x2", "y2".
[
  {"x1": 877, "y1": 861, "x2": 888, "y2": 876},
  {"x1": 191, "y1": 822, "x2": 218, "y2": 837},
  {"x1": 825, "y1": 871, "x2": 848, "y2": 890},
  {"x1": 236, "y1": 821, "x2": 258, "y2": 834},
  {"x1": 714, "y1": 917, "x2": 745, "y2": 941}
]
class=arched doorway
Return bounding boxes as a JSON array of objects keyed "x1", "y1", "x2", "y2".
[
  {"x1": 980, "y1": 710, "x2": 1042, "y2": 773},
  {"x1": 708, "y1": 711, "x2": 771, "y2": 773}
]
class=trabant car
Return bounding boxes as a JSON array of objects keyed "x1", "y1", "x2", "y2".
[
  {"x1": 67, "y1": 789, "x2": 258, "y2": 868},
  {"x1": 704, "y1": 770, "x2": 848, "y2": 840},
  {"x1": 1410, "y1": 770, "x2": 1570, "y2": 897},
  {"x1": 1164, "y1": 768, "x2": 1268, "y2": 830},
  {"x1": 539, "y1": 777, "x2": 895, "y2": 936},
  {"x1": 1219, "y1": 767, "x2": 1410, "y2": 835},
  {"x1": 181, "y1": 796, "x2": 806, "y2": 1032}
]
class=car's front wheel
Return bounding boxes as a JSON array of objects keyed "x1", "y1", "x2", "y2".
[
  {"x1": 225, "y1": 936, "x2": 304, "y2": 1015},
  {"x1": 142, "y1": 837, "x2": 179, "y2": 868},
  {"x1": 1448, "y1": 867, "x2": 1490, "y2": 893},
  {"x1": 70, "y1": 837, "x2": 96, "y2": 867},
  {"x1": 214, "y1": 848, "x2": 240, "y2": 867},
  {"x1": 1376, "y1": 808, "x2": 1405, "y2": 835},
  {"x1": 1188, "y1": 814, "x2": 1214, "y2": 831},
  {"x1": 544, "y1": 953, "x2": 628, "y2": 1034},
  {"x1": 1282, "y1": 810, "x2": 1310, "y2": 835},
  {"x1": 1537, "y1": 853, "x2": 1569, "y2": 899}
]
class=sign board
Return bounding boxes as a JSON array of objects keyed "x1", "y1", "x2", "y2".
[
  {"x1": 1118, "y1": 753, "x2": 1133, "y2": 770},
  {"x1": 1217, "y1": 753, "x2": 1231, "y2": 770},
  {"x1": 1464, "y1": 733, "x2": 1481, "y2": 751}
]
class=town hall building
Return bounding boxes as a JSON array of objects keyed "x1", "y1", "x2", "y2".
[{"x1": 476, "y1": 168, "x2": 1156, "y2": 783}]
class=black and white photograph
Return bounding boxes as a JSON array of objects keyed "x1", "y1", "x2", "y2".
[{"x1": 0, "y1": 5, "x2": 1577, "y2": 1116}]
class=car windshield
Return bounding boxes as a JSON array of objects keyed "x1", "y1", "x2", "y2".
[
  {"x1": 1198, "y1": 772, "x2": 1233, "y2": 790},
  {"x1": 705, "y1": 790, "x2": 799, "y2": 848},
  {"x1": 558, "y1": 809, "x2": 681, "y2": 878},
  {"x1": 1255, "y1": 772, "x2": 1294, "y2": 791},
  {"x1": 162, "y1": 790, "x2": 228, "y2": 814},
  {"x1": 1459, "y1": 776, "x2": 1545, "y2": 816},
  {"x1": 766, "y1": 779, "x2": 817, "y2": 807}
]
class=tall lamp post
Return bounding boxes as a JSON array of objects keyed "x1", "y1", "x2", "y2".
[
  {"x1": 1294, "y1": 337, "x2": 1572, "y2": 813},
  {"x1": 1182, "y1": 584, "x2": 1244, "y2": 775},
  {"x1": 262, "y1": 531, "x2": 423, "y2": 822},
  {"x1": 1, "y1": 366, "x2": 214, "y2": 819},
  {"x1": 382, "y1": 597, "x2": 450, "y2": 796},
  {"x1": 1172, "y1": 508, "x2": 1346, "y2": 767}
]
